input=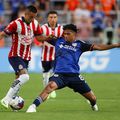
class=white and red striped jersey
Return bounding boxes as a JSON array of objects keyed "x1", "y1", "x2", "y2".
[
  {"x1": 41, "y1": 23, "x2": 63, "y2": 61},
  {"x1": 4, "y1": 17, "x2": 41, "y2": 60}
]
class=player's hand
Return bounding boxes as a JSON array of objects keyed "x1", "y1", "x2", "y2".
[{"x1": 48, "y1": 34, "x2": 58, "y2": 40}]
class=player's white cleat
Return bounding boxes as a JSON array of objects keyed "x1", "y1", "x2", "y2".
[
  {"x1": 26, "y1": 104, "x2": 36, "y2": 113},
  {"x1": 0, "y1": 98, "x2": 9, "y2": 109},
  {"x1": 49, "y1": 91, "x2": 56, "y2": 98},
  {"x1": 91, "y1": 104, "x2": 98, "y2": 111}
]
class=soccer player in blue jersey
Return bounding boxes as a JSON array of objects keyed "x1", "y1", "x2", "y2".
[{"x1": 26, "y1": 24, "x2": 120, "y2": 113}]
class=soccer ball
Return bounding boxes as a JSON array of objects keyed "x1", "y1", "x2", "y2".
[{"x1": 10, "y1": 96, "x2": 24, "y2": 110}]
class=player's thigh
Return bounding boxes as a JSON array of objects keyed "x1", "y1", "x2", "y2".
[
  {"x1": 49, "y1": 74, "x2": 66, "y2": 89},
  {"x1": 68, "y1": 75, "x2": 91, "y2": 94},
  {"x1": 8, "y1": 56, "x2": 29, "y2": 75}
]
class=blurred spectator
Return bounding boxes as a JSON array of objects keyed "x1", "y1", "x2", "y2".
[
  {"x1": 22, "y1": 0, "x2": 36, "y2": 6},
  {"x1": 91, "y1": 3, "x2": 105, "y2": 43},
  {"x1": 117, "y1": 0, "x2": 120, "y2": 10},
  {"x1": 0, "y1": 16, "x2": 5, "y2": 31},
  {"x1": 115, "y1": 23, "x2": 120, "y2": 42},
  {"x1": 17, "y1": 4, "x2": 26, "y2": 17},
  {"x1": 99, "y1": 0, "x2": 118, "y2": 15},
  {"x1": 0, "y1": 38, "x2": 5, "y2": 47},
  {"x1": 38, "y1": 0, "x2": 49, "y2": 11},
  {"x1": 0, "y1": 0, "x2": 5, "y2": 15},
  {"x1": 84, "y1": 0, "x2": 96, "y2": 11},
  {"x1": 0, "y1": 15, "x2": 5, "y2": 47},
  {"x1": 76, "y1": 17, "x2": 92, "y2": 43},
  {"x1": 73, "y1": 1, "x2": 91, "y2": 25},
  {"x1": 73, "y1": 1, "x2": 92, "y2": 42},
  {"x1": 64, "y1": 0, "x2": 80, "y2": 11},
  {"x1": 104, "y1": 17, "x2": 114, "y2": 44}
]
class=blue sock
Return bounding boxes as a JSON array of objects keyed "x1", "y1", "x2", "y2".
[{"x1": 33, "y1": 96, "x2": 43, "y2": 107}]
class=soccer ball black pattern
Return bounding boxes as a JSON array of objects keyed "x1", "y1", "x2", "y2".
[{"x1": 10, "y1": 96, "x2": 24, "y2": 110}]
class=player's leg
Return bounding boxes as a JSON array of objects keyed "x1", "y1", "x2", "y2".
[
  {"x1": 26, "y1": 81, "x2": 58, "y2": 112},
  {"x1": 26, "y1": 73, "x2": 65, "y2": 113},
  {"x1": 0, "y1": 57, "x2": 29, "y2": 108},
  {"x1": 42, "y1": 61, "x2": 51, "y2": 86},
  {"x1": 82, "y1": 91, "x2": 98, "y2": 111},
  {"x1": 42, "y1": 61, "x2": 56, "y2": 98},
  {"x1": 68, "y1": 74, "x2": 98, "y2": 111}
]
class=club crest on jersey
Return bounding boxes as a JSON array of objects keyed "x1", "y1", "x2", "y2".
[
  {"x1": 72, "y1": 43, "x2": 77, "y2": 47},
  {"x1": 19, "y1": 65, "x2": 23, "y2": 70},
  {"x1": 59, "y1": 44, "x2": 63, "y2": 48},
  {"x1": 53, "y1": 74, "x2": 59, "y2": 77},
  {"x1": 19, "y1": 35, "x2": 33, "y2": 45}
]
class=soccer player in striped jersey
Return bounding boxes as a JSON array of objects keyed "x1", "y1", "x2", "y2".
[
  {"x1": 26, "y1": 24, "x2": 120, "y2": 113},
  {"x1": 0, "y1": 5, "x2": 54, "y2": 109},
  {"x1": 40, "y1": 11, "x2": 63, "y2": 98}
]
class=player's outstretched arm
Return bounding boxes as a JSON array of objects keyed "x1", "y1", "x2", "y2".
[
  {"x1": 35, "y1": 34, "x2": 58, "y2": 42},
  {"x1": 0, "y1": 31, "x2": 6, "y2": 40},
  {"x1": 93, "y1": 43, "x2": 120, "y2": 51}
]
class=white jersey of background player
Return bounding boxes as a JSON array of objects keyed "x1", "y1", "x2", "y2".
[{"x1": 40, "y1": 11, "x2": 63, "y2": 98}]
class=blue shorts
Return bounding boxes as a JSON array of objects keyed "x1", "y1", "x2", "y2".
[
  {"x1": 49, "y1": 73, "x2": 91, "y2": 94},
  {"x1": 8, "y1": 57, "x2": 29, "y2": 75}
]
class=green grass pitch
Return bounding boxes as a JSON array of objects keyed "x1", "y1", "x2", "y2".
[{"x1": 0, "y1": 73, "x2": 120, "y2": 120}]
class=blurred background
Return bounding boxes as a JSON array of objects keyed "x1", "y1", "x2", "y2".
[
  {"x1": 0, "y1": 1, "x2": 120, "y2": 118},
  {"x1": 0, "y1": 0, "x2": 120, "y2": 73}
]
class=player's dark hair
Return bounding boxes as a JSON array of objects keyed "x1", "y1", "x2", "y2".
[
  {"x1": 63, "y1": 24, "x2": 77, "y2": 33},
  {"x1": 26, "y1": 5, "x2": 37, "y2": 13},
  {"x1": 47, "y1": 11, "x2": 58, "y2": 17}
]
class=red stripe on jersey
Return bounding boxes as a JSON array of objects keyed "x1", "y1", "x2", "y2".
[
  {"x1": 19, "y1": 43, "x2": 25, "y2": 57},
  {"x1": 41, "y1": 27, "x2": 43, "y2": 33},
  {"x1": 9, "y1": 34, "x2": 19, "y2": 57},
  {"x1": 41, "y1": 24, "x2": 63, "y2": 61},
  {"x1": 49, "y1": 47, "x2": 54, "y2": 61},
  {"x1": 43, "y1": 46, "x2": 48, "y2": 61},
  {"x1": 57, "y1": 26, "x2": 61, "y2": 37},
  {"x1": 45, "y1": 25, "x2": 49, "y2": 36},
  {"x1": 24, "y1": 45, "x2": 30, "y2": 60}
]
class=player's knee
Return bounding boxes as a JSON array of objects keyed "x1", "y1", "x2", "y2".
[
  {"x1": 21, "y1": 74, "x2": 29, "y2": 81},
  {"x1": 49, "y1": 81, "x2": 57, "y2": 89},
  {"x1": 19, "y1": 74, "x2": 29, "y2": 84},
  {"x1": 45, "y1": 81, "x2": 57, "y2": 93}
]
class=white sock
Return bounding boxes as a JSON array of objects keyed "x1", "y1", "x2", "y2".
[
  {"x1": 4, "y1": 74, "x2": 29, "y2": 101},
  {"x1": 43, "y1": 72, "x2": 50, "y2": 87}
]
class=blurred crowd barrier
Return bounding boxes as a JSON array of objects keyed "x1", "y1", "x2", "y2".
[{"x1": 0, "y1": 47, "x2": 120, "y2": 73}]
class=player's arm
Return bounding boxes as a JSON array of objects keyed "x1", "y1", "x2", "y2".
[
  {"x1": 34, "y1": 24, "x2": 57, "y2": 42},
  {"x1": 92, "y1": 43, "x2": 120, "y2": 51},
  {"x1": 0, "y1": 31, "x2": 7, "y2": 40},
  {"x1": 0, "y1": 21, "x2": 17, "y2": 40},
  {"x1": 35, "y1": 34, "x2": 57, "y2": 42}
]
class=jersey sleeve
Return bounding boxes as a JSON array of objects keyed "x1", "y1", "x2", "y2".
[
  {"x1": 4, "y1": 21, "x2": 17, "y2": 35},
  {"x1": 80, "y1": 41, "x2": 94, "y2": 52}
]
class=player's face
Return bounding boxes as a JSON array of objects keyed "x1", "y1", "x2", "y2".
[
  {"x1": 47, "y1": 14, "x2": 58, "y2": 26},
  {"x1": 63, "y1": 30, "x2": 76, "y2": 42},
  {"x1": 25, "y1": 10, "x2": 37, "y2": 23}
]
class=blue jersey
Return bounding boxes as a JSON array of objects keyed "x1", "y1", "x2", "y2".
[{"x1": 54, "y1": 37, "x2": 93, "y2": 74}]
